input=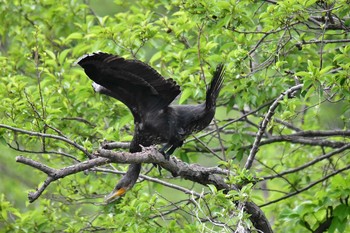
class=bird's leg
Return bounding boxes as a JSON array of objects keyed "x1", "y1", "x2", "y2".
[
  {"x1": 155, "y1": 144, "x2": 175, "y2": 175},
  {"x1": 159, "y1": 143, "x2": 172, "y2": 159},
  {"x1": 152, "y1": 143, "x2": 172, "y2": 175},
  {"x1": 161, "y1": 141, "x2": 183, "y2": 160},
  {"x1": 163, "y1": 145, "x2": 177, "y2": 160},
  {"x1": 152, "y1": 163, "x2": 162, "y2": 176}
]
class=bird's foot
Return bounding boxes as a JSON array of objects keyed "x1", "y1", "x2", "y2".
[
  {"x1": 164, "y1": 152, "x2": 171, "y2": 160},
  {"x1": 159, "y1": 149, "x2": 170, "y2": 160},
  {"x1": 152, "y1": 163, "x2": 163, "y2": 176}
]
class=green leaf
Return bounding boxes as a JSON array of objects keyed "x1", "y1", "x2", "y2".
[
  {"x1": 59, "y1": 49, "x2": 71, "y2": 65},
  {"x1": 333, "y1": 204, "x2": 350, "y2": 221},
  {"x1": 149, "y1": 51, "x2": 162, "y2": 64},
  {"x1": 207, "y1": 184, "x2": 217, "y2": 194},
  {"x1": 0, "y1": 135, "x2": 7, "y2": 146},
  {"x1": 178, "y1": 88, "x2": 192, "y2": 104},
  {"x1": 236, "y1": 148, "x2": 244, "y2": 161},
  {"x1": 66, "y1": 32, "x2": 83, "y2": 41},
  {"x1": 45, "y1": 49, "x2": 56, "y2": 60},
  {"x1": 217, "y1": 1, "x2": 231, "y2": 10}
]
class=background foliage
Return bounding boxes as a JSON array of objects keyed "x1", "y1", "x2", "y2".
[{"x1": 0, "y1": 0, "x2": 349, "y2": 232}]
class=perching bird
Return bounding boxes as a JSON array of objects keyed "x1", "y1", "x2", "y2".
[{"x1": 78, "y1": 52, "x2": 225, "y2": 203}]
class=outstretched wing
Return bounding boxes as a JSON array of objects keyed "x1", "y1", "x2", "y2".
[{"x1": 78, "y1": 52, "x2": 180, "y2": 122}]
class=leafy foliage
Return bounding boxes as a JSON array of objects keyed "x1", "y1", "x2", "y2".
[{"x1": 0, "y1": 0, "x2": 350, "y2": 232}]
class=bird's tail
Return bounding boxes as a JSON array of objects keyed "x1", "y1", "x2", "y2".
[{"x1": 206, "y1": 64, "x2": 225, "y2": 109}]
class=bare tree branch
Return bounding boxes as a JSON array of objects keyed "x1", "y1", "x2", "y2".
[
  {"x1": 260, "y1": 164, "x2": 350, "y2": 208},
  {"x1": 297, "y1": 38, "x2": 350, "y2": 46},
  {"x1": 96, "y1": 147, "x2": 231, "y2": 179},
  {"x1": 15, "y1": 147, "x2": 230, "y2": 202},
  {"x1": 16, "y1": 156, "x2": 109, "y2": 202},
  {"x1": 191, "y1": 99, "x2": 274, "y2": 142},
  {"x1": 101, "y1": 141, "x2": 130, "y2": 150},
  {"x1": 292, "y1": 130, "x2": 350, "y2": 137},
  {"x1": 7, "y1": 142, "x2": 80, "y2": 161},
  {"x1": 61, "y1": 117, "x2": 96, "y2": 127},
  {"x1": 245, "y1": 84, "x2": 304, "y2": 169},
  {"x1": 243, "y1": 135, "x2": 346, "y2": 149},
  {"x1": 0, "y1": 124, "x2": 93, "y2": 159},
  {"x1": 272, "y1": 117, "x2": 302, "y2": 132},
  {"x1": 15, "y1": 146, "x2": 272, "y2": 233},
  {"x1": 98, "y1": 148, "x2": 272, "y2": 233},
  {"x1": 262, "y1": 143, "x2": 350, "y2": 180}
]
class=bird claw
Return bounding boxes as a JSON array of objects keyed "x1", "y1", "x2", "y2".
[
  {"x1": 153, "y1": 163, "x2": 162, "y2": 176},
  {"x1": 159, "y1": 149, "x2": 170, "y2": 160},
  {"x1": 165, "y1": 152, "x2": 171, "y2": 160},
  {"x1": 157, "y1": 164, "x2": 163, "y2": 176}
]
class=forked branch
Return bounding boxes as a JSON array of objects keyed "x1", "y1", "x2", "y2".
[
  {"x1": 16, "y1": 156, "x2": 109, "y2": 202},
  {"x1": 15, "y1": 146, "x2": 272, "y2": 233}
]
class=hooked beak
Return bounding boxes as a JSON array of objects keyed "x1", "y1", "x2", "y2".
[{"x1": 104, "y1": 187, "x2": 127, "y2": 204}]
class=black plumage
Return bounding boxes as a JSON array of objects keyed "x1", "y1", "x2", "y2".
[{"x1": 78, "y1": 52, "x2": 225, "y2": 203}]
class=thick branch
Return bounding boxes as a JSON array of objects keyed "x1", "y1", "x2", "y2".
[
  {"x1": 101, "y1": 141, "x2": 130, "y2": 150},
  {"x1": 97, "y1": 148, "x2": 231, "y2": 181},
  {"x1": 96, "y1": 148, "x2": 273, "y2": 233},
  {"x1": 16, "y1": 147, "x2": 229, "y2": 202},
  {"x1": 16, "y1": 156, "x2": 56, "y2": 175},
  {"x1": 16, "y1": 156, "x2": 109, "y2": 202},
  {"x1": 94, "y1": 167, "x2": 202, "y2": 197},
  {"x1": 16, "y1": 146, "x2": 272, "y2": 232}
]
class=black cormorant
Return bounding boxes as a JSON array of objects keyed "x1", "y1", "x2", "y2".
[{"x1": 78, "y1": 53, "x2": 225, "y2": 203}]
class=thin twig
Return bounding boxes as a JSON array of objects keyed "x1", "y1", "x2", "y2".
[
  {"x1": 197, "y1": 22, "x2": 207, "y2": 85},
  {"x1": 0, "y1": 124, "x2": 92, "y2": 159},
  {"x1": 241, "y1": 135, "x2": 346, "y2": 150},
  {"x1": 213, "y1": 119, "x2": 226, "y2": 160},
  {"x1": 189, "y1": 100, "x2": 274, "y2": 142},
  {"x1": 192, "y1": 135, "x2": 223, "y2": 160},
  {"x1": 62, "y1": 117, "x2": 96, "y2": 127},
  {"x1": 7, "y1": 143, "x2": 80, "y2": 161},
  {"x1": 245, "y1": 84, "x2": 304, "y2": 169},
  {"x1": 262, "y1": 143, "x2": 350, "y2": 180},
  {"x1": 260, "y1": 164, "x2": 350, "y2": 208},
  {"x1": 297, "y1": 38, "x2": 350, "y2": 46}
]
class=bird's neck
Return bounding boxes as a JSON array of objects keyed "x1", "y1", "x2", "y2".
[{"x1": 125, "y1": 163, "x2": 142, "y2": 177}]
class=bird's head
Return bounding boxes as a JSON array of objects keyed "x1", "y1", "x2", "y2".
[
  {"x1": 104, "y1": 164, "x2": 141, "y2": 204},
  {"x1": 104, "y1": 183, "x2": 129, "y2": 204}
]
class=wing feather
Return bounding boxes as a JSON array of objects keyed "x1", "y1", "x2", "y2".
[{"x1": 77, "y1": 52, "x2": 180, "y2": 121}]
